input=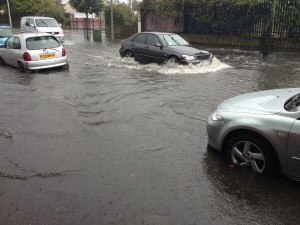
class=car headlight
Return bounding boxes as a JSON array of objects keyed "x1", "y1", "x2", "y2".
[
  {"x1": 182, "y1": 55, "x2": 196, "y2": 61},
  {"x1": 211, "y1": 112, "x2": 223, "y2": 121}
]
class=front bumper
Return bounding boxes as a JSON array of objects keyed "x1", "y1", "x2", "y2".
[{"x1": 206, "y1": 112, "x2": 225, "y2": 152}]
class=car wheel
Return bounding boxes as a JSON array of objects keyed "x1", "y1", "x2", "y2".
[
  {"x1": 63, "y1": 63, "x2": 69, "y2": 70},
  {"x1": 18, "y1": 61, "x2": 26, "y2": 73},
  {"x1": 164, "y1": 56, "x2": 179, "y2": 65},
  {"x1": 0, "y1": 56, "x2": 5, "y2": 66},
  {"x1": 124, "y1": 50, "x2": 133, "y2": 58},
  {"x1": 226, "y1": 134, "x2": 278, "y2": 175}
]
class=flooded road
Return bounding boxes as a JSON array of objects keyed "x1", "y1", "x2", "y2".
[{"x1": 0, "y1": 31, "x2": 300, "y2": 225}]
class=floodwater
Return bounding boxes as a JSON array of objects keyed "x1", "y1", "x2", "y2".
[{"x1": 0, "y1": 31, "x2": 300, "y2": 225}]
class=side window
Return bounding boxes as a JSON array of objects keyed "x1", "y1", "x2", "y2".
[
  {"x1": 25, "y1": 19, "x2": 30, "y2": 27},
  {"x1": 133, "y1": 34, "x2": 146, "y2": 44},
  {"x1": 146, "y1": 34, "x2": 160, "y2": 46},
  {"x1": 6, "y1": 37, "x2": 14, "y2": 49},
  {"x1": 13, "y1": 37, "x2": 21, "y2": 49},
  {"x1": 30, "y1": 19, "x2": 34, "y2": 27}
]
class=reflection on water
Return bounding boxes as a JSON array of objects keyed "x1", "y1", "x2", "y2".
[{"x1": 203, "y1": 146, "x2": 300, "y2": 225}]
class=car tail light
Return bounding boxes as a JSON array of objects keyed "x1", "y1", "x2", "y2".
[
  {"x1": 62, "y1": 48, "x2": 66, "y2": 57},
  {"x1": 23, "y1": 52, "x2": 31, "y2": 61}
]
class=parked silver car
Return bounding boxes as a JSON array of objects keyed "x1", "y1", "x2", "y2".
[
  {"x1": 0, "y1": 33, "x2": 68, "y2": 72},
  {"x1": 207, "y1": 88, "x2": 300, "y2": 180}
]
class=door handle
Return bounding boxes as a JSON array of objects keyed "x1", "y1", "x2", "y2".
[{"x1": 145, "y1": 46, "x2": 149, "y2": 49}]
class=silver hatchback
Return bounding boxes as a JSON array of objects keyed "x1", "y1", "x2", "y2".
[
  {"x1": 207, "y1": 88, "x2": 300, "y2": 180},
  {"x1": 0, "y1": 33, "x2": 68, "y2": 72}
]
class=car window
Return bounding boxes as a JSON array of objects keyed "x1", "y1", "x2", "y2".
[
  {"x1": 30, "y1": 19, "x2": 34, "y2": 26},
  {"x1": 161, "y1": 34, "x2": 189, "y2": 46},
  {"x1": 13, "y1": 37, "x2": 21, "y2": 49},
  {"x1": 0, "y1": 28, "x2": 13, "y2": 37},
  {"x1": 26, "y1": 36, "x2": 60, "y2": 50},
  {"x1": 132, "y1": 34, "x2": 146, "y2": 44},
  {"x1": 35, "y1": 19, "x2": 59, "y2": 27},
  {"x1": 5, "y1": 37, "x2": 14, "y2": 49},
  {"x1": 146, "y1": 34, "x2": 160, "y2": 46}
]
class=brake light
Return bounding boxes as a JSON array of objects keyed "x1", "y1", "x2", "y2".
[
  {"x1": 23, "y1": 52, "x2": 31, "y2": 61},
  {"x1": 62, "y1": 48, "x2": 66, "y2": 56}
]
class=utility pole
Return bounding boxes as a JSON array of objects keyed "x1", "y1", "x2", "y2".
[
  {"x1": 7, "y1": 0, "x2": 12, "y2": 27},
  {"x1": 110, "y1": 0, "x2": 114, "y2": 41}
]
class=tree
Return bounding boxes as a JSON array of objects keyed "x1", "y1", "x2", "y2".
[
  {"x1": 105, "y1": 3, "x2": 137, "y2": 26},
  {"x1": 0, "y1": 0, "x2": 66, "y2": 27},
  {"x1": 70, "y1": 0, "x2": 105, "y2": 39}
]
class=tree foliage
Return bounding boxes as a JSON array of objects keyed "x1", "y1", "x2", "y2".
[
  {"x1": 105, "y1": 3, "x2": 137, "y2": 26},
  {"x1": 69, "y1": 0, "x2": 105, "y2": 16},
  {"x1": 0, "y1": 0, "x2": 67, "y2": 26}
]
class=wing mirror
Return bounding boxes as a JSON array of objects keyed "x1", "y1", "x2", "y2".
[{"x1": 155, "y1": 42, "x2": 162, "y2": 48}]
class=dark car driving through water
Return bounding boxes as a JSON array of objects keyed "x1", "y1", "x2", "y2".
[{"x1": 119, "y1": 32, "x2": 212, "y2": 65}]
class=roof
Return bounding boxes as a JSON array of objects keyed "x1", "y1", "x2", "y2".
[
  {"x1": 0, "y1": 25, "x2": 11, "y2": 28},
  {"x1": 61, "y1": 0, "x2": 69, "y2": 5},
  {"x1": 21, "y1": 16, "x2": 56, "y2": 19},
  {"x1": 14, "y1": 32, "x2": 55, "y2": 39}
]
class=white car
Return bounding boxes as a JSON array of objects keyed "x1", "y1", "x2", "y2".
[{"x1": 0, "y1": 33, "x2": 68, "y2": 72}]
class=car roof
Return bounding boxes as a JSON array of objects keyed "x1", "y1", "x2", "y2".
[
  {"x1": 13, "y1": 33, "x2": 55, "y2": 39},
  {"x1": 21, "y1": 16, "x2": 55, "y2": 19},
  {"x1": 0, "y1": 25, "x2": 12, "y2": 29},
  {"x1": 138, "y1": 32, "x2": 176, "y2": 35}
]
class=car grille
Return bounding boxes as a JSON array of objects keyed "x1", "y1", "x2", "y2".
[
  {"x1": 46, "y1": 32, "x2": 59, "y2": 35},
  {"x1": 196, "y1": 54, "x2": 210, "y2": 60}
]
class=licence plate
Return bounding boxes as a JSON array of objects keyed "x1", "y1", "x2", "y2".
[{"x1": 39, "y1": 53, "x2": 56, "y2": 59}]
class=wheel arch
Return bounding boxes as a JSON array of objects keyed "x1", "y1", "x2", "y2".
[{"x1": 222, "y1": 129, "x2": 281, "y2": 170}]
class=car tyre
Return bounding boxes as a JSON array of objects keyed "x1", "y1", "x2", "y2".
[
  {"x1": 18, "y1": 61, "x2": 27, "y2": 73},
  {"x1": 124, "y1": 50, "x2": 133, "y2": 58},
  {"x1": 226, "y1": 133, "x2": 278, "y2": 175},
  {"x1": 164, "y1": 56, "x2": 179, "y2": 65},
  {"x1": 0, "y1": 56, "x2": 5, "y2": 66}
]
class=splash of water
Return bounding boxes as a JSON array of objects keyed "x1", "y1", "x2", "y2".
[{"x1": 106, "y1": 56, "x2": 230, "y2": 74}]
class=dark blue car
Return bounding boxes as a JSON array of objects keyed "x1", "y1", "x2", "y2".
[
  {"x1": 119, "y1": 32, "x2": 212, "y2": 65},
  {"x1": 0, "y1": 25, "x2": 13, "y2": 46}
]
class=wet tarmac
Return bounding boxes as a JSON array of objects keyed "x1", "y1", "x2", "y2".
[{"x1": 0, "y1": 31, "x2": 300, "y2": 225}]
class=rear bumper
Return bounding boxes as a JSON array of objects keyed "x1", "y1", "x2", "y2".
[{"x1": 23, "y1": 57, "x2": 68, "y2": 70}]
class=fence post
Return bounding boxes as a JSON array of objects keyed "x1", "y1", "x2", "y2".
[{"x1": 262, "y1": 0, "x2": 276, "y2": 55}]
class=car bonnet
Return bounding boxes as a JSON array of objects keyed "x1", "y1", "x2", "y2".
[{"x1": 217, "y1": 88, "x2": 300, "y2": 115}]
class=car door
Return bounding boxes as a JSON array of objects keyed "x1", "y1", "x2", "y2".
[
  {"x1": 131, "y1": 33, "x2": 146, "y2": 62},
  {"x1": 10, "y1": 37, "x2": 22, "y2": 68},
  {"x1": 287, "y1": 117, "x2": 300, "y2": 180},
  {"x1": 1, "y1": 36, "x2": 14, "y2": 66},
  {"x1": 144, "y1": 34, "x2": 165, "y2": 64}
]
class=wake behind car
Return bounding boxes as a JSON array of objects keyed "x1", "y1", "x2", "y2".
[
  {"x1": 119, "y1": 32, "x2": 212, "y2": 65},
  {"x1": 0, "y1": 33, "x2": 68, "y2": 72},
  {"x1": 206, "y1": 88, "x2": 300, "y2": 180},
  {"x1": 0, "y1": 25, "x2": 13, "y2": 46}
]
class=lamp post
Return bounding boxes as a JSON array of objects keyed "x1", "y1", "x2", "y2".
[
  {"x1": 7, "y1": 0, "x2": 12, "y2": 27},
  {"x1": 110, "y1": 0, "x2": 114, "y2": 40}
]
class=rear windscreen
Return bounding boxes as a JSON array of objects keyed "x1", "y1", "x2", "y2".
[{"x1": 26, "y1": 36, "x2": 60, "y2": 50}]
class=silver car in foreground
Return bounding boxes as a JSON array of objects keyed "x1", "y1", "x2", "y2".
[
  {"x1": 0, "y1": 33, "x2": 68, "y2": 72},
  {"x1": 207, "y1": 88, "x2": 300, "y2": 180}
]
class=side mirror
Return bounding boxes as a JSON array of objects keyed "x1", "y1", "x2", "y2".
[
  {"x1": 59, "y1": 23, "x2": 61, "y2": 27},
  {"x1": 30, "y1": 24, "x2": 35, "y2": 28},
  {"x1": 155, "y1": 42, "x2": 162, "y2": 48}
]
